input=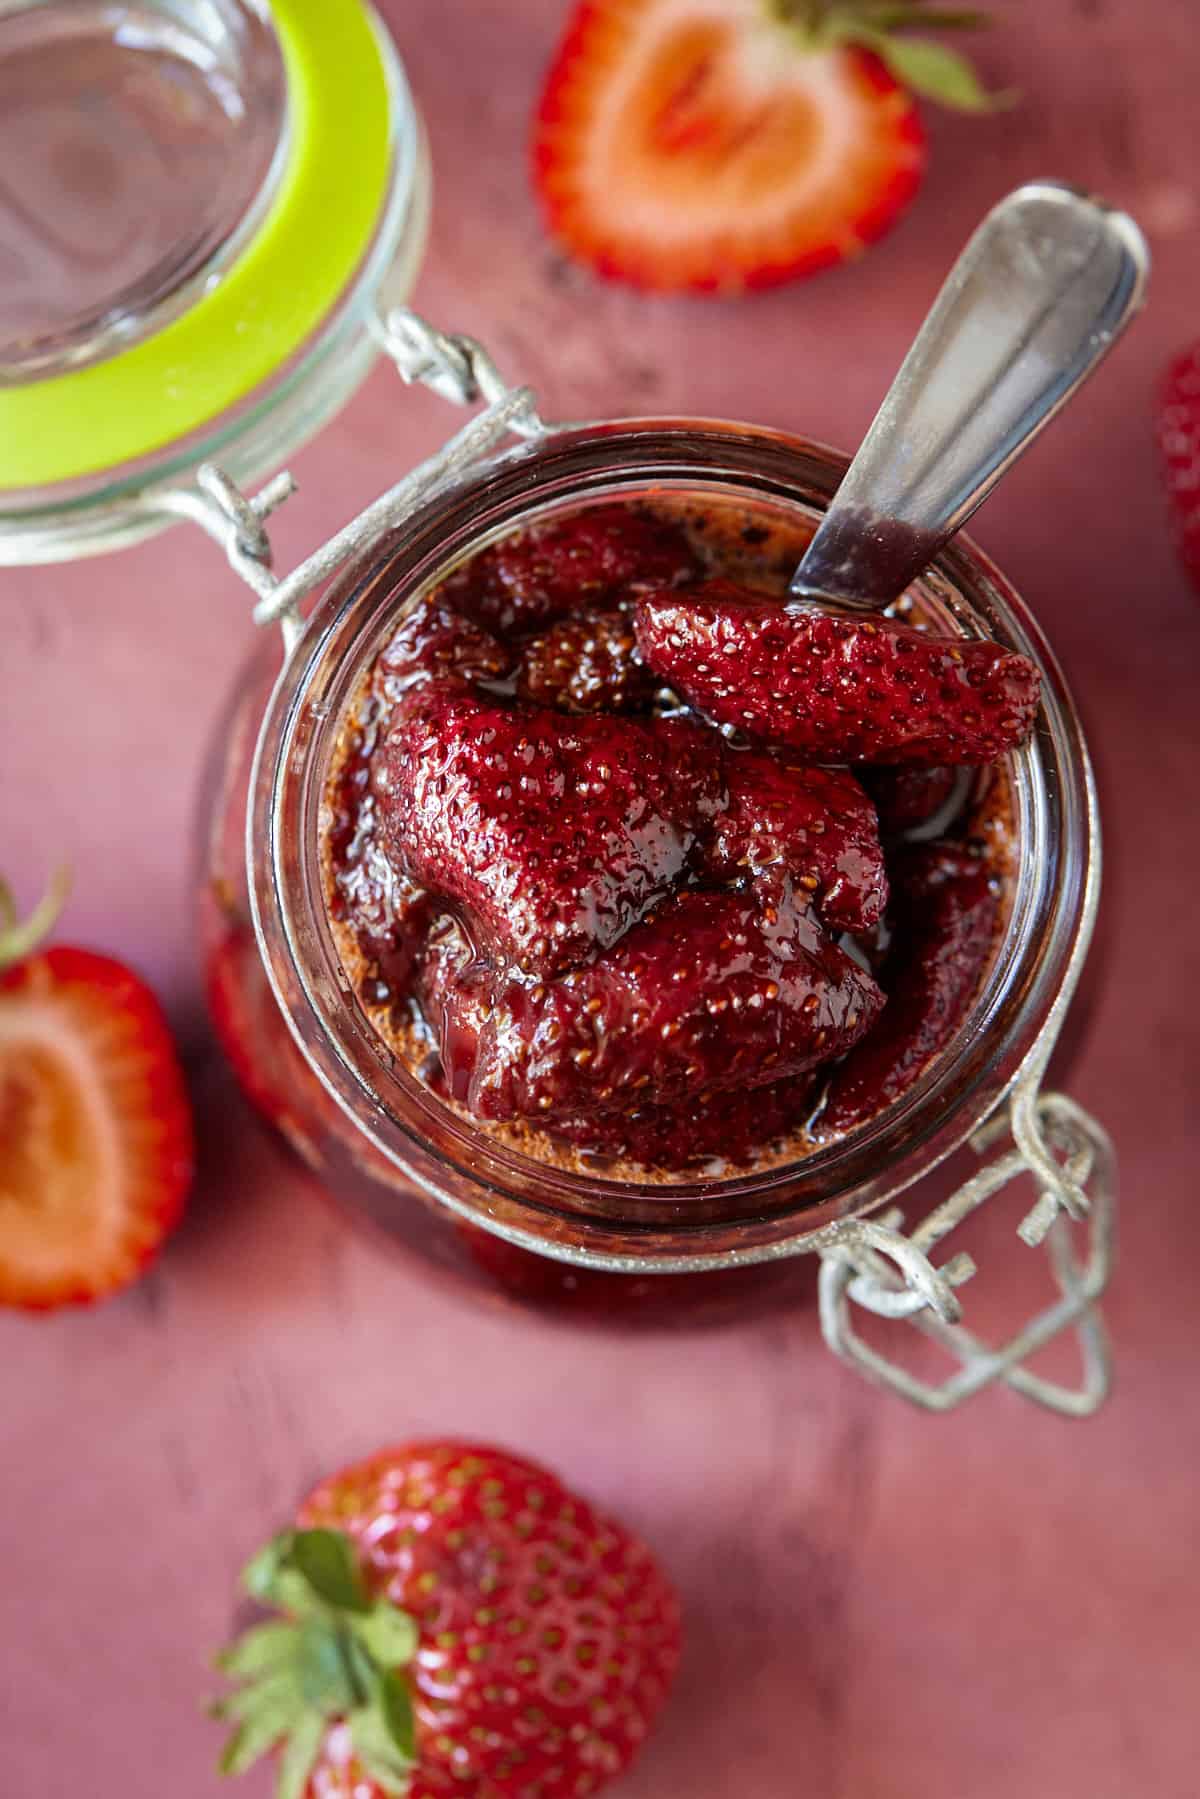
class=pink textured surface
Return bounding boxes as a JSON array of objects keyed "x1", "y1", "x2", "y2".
[{"x1": 3, "y1": 3, "x2": 1199, "y2": 1795}]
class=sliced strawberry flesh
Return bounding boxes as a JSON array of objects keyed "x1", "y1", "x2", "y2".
[
  {"x1": 0, "y1": 948, "x2": 192, "y2": 1309},
  {"x1": 533, "y1": 1, "x2": 926, "y2": 293}
]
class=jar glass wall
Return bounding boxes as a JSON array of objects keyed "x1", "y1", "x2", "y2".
[{"x1": 199, "y1": 419, "x2": 1096, "y2": 1323}]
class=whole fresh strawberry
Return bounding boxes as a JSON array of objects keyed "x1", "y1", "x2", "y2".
[
  {"x1": 0, "y1": 871, "x2": 193, "y2": 1309},
  {"x1": 533, "y1": 0, "x2": 994, "y2": 294},
  {"x1": 214, "y1": 1441, "x2": 682, "y2": 1799},
  {"x1": 1157, "y1": 341, "x2": 1200, "y2": 594}
]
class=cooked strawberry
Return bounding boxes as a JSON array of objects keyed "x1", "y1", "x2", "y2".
[
  {"x1": 863, "y1": 763, "x2": 962, "y2": 833},
  {"x1": 550, "y1": 1075, "x2": 814, "y2": 1168},
  {"x1": 518, "y1": 610, "x2": 658, "y2": 714},
  {"x1": 374, "y1": 593, "x2": 514, "y2": 698},
  {"x1": 214, "y1": 1440, "x2": 681, "y2": 1799},
  {"x1": 1157, "y1": 340, "x2": 1200, "y2": 594},
  {"x1": 324, "y1": 697, "x2": 435, "y2": 1004},
  {"x1": 444, "y1": 503, "x2": 700, "y2": 636},
  {"x1": 700, "y1": 747, "x2": 887, "y2": 932},
  {"x1": 820, "y1": 842, "x2": 998, "y2": 1132},
  {"x1": 533, "y1": 0, "x2": 992, "y2": 294},
  {"x1": 384, "y1": 689, "x2": 722, "y2": 977},
  {"x1": 420, "y1": 888, "x2": 882, "y2": 1124},
  {"x1": 636, "y1": 580, "x2": 1041, "y2": 764},
  {"x1": 416, "y1": 915, "x2": 493, "y2": 1105},
  {"x1": 0, "y1": 889, "x2": 193, "y2": 1309}
]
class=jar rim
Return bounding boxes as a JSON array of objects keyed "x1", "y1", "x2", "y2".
[
  {"x1": 250, "y1": 418, "x2": 1099, "y2": 1271},
  {"x1": 0, "y1": 1, "x2": 429, "y2": 562}
]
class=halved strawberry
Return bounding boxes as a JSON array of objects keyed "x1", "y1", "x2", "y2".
[
  {"x1": 0, "y1": 923, "x2": 194, "y2": 1310},
  {"x1": 533, "y1": 0, "x2": 992, "y2": 294}
]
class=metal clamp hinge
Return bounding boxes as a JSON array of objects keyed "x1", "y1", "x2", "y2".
[
  {"x1": 814, "y1": 1066, "x2": 1115, "y2": 1417},
  {"x1": 143, "y1": 310, "x2": 544, "y2": 650}
]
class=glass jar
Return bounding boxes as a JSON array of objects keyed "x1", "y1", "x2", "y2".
[
  {"x1": 4, "y1": 13, "x2": 1116, "y2": 1402},
  {"x1": 0, "y1": 0, "x2": 428, "y2": 562},
  {"x1": 198, "y1": 416, "x2": 1102, "y2": 1338}
]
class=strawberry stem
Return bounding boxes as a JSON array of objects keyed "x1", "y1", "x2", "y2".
[
  {"x1": 0, "y1": 866, "x2": 71, "y2": 973},
  {"x1": 768, "y1": 0, "x2": 1001, "y2": 111}
]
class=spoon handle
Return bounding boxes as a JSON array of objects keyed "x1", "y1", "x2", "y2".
[{"x1": 790, "y1": 181, "x2": 1149, "y2": 613}]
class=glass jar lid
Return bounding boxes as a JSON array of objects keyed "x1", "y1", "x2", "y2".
[{"x1": 0, "y1": 0, "x2": 429, "y2": 560}]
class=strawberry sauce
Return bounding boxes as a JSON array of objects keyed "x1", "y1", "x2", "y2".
[{"x1": 323, "y1": 497, "x2": 1027, "y2": 1179}]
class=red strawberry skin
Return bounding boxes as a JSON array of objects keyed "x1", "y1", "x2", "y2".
[
  {"x1": 701, "y1": 748, "x2": 887, "y2": 933},
  {"x1": 419, "y1": 888, "x2": 883, "y2": 1125},
  {"x1": 820, "y1": 844, "x2": 998, "y2": 1133},
  {"x1": 0, "y1": 947, "x2": 193, "y2": 1309},
  {"x1": 444, "y1": 504, "x2": 700, "y2": 636},
  {"x1": 863, "y1": 763, "x2": 961, "y2": 834},
  {"x1": 298, "y1": 1441, "x2": 681, "y2": 1799},
  {"x1": 1157, "y1": 341, "x2": 1200, "y2": 593},
  {"x1": 325, "y1": 691, "x2": 435, "y2": 1004},
  {"x1": 383, "y1": 689, "x2": 722, "y2": 977},
  {"x1": 636, "y1": 580, "x2": 1041, "y2": 765},
  {"x1": 551, "y1": 1076, "x2": 815, "y2": 1169},
  {"x1": 518, "y1": 611, "x2": 658, "y2": 714},
  {"x1": 375, "y1": 593, "x2": 515, "y2": 697}
]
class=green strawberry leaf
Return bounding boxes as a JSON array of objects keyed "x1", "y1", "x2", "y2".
[
  {"x1": 216, "y1": 1526, "x2": 420, "y2": 1789},
  {"x1": 349, "y1": 1706, "x2": 415, "y2": 1797},
  {"x1": 213, "y1": 1668, "x2": 305, "y2": 1728},
  {"x1": 216, "y1": 1621, "x2": 301, "y2": 1680},
  {"x1": 289, "y1": 1530, "x2": 370, "y2": 1613},
  {"x1": 296, "y1": 1618, "x2": 368, "y2": 1712},
  {"x1": 218, "y1": 1673, "x2": 307, "y2": 1775},
  {"x1": 861, "y1": 32, "x2": 1000, "y2": 109},
  {"x1": 0, "y1": 865, "x2": 71, "y2": 973},
  {"x1": 242, "y1": 1532, "x2": 299, "y2": 1605},
  {"x1": 275, "y1": 1714, "x2": 327, "y2": 1799},
  {"x1": 376, "y1": 1667, "x2": 417, "y2": 1762},
  {"x1": 351, "y1": 1603, "x2": 420, "y2": 1669}
]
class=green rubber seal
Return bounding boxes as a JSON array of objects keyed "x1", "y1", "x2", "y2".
[{"x1": 0, "y1": 0, "x2": 392, "y2": 493}]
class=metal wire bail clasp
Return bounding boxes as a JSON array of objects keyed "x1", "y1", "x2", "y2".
[
  {"x1": 815, "y1": 1037, "x2": 1116, "y2": 1417},
  {"x1": 145, "y1": 308, "x2": 545, "y2": 650}
]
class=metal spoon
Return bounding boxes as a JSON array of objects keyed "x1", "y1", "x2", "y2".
[{"x1": 790, "y1": 181, "x2": 1149, "y2": 614}]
